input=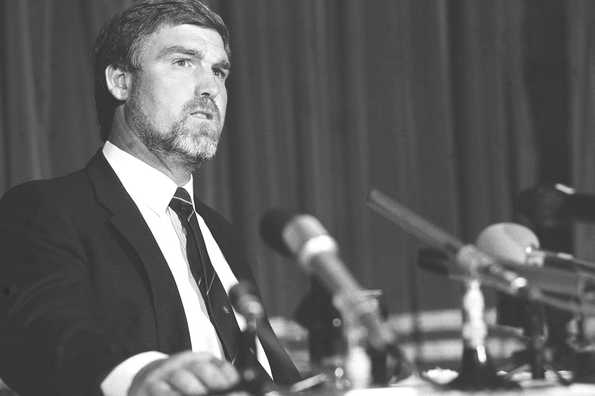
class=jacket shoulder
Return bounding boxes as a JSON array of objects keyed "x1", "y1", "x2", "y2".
[{"x1": 0, "y1": 170, "x2": 91, "y2": 225}]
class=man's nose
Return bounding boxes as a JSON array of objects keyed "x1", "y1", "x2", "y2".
[{"x1": 196, "y1": 70, "x2": 222, "y2": 98}]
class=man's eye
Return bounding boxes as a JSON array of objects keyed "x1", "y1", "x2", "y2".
[
  {"x1": 173, "y1": 59, "x2": 192, "y2": 67},
  {"x1": 214, "y1": 68, "x2": 228, "y2": 79}
]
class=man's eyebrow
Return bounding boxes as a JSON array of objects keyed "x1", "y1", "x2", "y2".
[
  {"x1": 215, "y1": 59, "x2": 231, "y2": 71},
  {"x1": 157, "y1": 45, "x2": 201, "y2": 59},
  {"x1": 157, "y1": 45, "x2": 231, "y2": 69}
]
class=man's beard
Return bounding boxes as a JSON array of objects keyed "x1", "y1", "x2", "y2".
[{"x1": 130, "y1": 98, "x2": 222, "y2": 168}]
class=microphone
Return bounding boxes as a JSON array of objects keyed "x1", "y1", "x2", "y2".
[
  {"x1": 228, "y1": 281, "x2": 268, "y2": 391},
  {"x1": 476, "y1": 223, "x2": 595, "y2": 278},
  {"x1": 259, "y1": 209, "x2": 393, "y2": 350},
  {"x1": 367, "y1": 189, "x2": 528, "y2": 296},
  {"x1": 475, "y1": 223, "x2": 591, "y2": 296},
  {"x1": 366, "y1": 190, "x2": 595, "y2": 314},
  {"x1": 229, "y1": 281, "x2": 264, "y2": 324},
  {"x1": 517, "y1": 183, "x2": 595, "y2": 226},
  {"x1": 552, "y1": 184, "x2": 595, "y2": 222}
]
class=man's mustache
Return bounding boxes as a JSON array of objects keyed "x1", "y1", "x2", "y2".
[{"x1": 184, "y1": 96, "x2": 220, "y2": 120}]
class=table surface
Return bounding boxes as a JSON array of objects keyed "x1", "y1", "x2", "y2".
[
  {"x1": 289, "y1": 370, "x2": 595, "y2": 396},
  {"x1": 343, "y1": 371, "x2": 595, "y2": 396}
]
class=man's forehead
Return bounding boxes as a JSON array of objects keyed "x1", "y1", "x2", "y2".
[{"x1": 140, "y1": 24, "x2": 228, "y2": 62}]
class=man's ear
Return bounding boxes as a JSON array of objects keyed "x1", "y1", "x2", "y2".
[{"x1": 105, "y1": 65, "x2": 132, "y2": 100}]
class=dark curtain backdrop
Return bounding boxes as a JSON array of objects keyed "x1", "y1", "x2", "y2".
[{"x1": 0, "y1": 1, "x2": 589, "y2": 321}]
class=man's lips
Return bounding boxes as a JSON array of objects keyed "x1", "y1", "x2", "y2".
[{"x1": 191, "y1": 109, "x2": 216, "y2": 120}]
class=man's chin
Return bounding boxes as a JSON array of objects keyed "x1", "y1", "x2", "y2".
[{"x1": 176, "y1": 143, "x2": 218, "y2": 166}]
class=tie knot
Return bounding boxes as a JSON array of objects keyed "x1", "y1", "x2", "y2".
[{"x1": 169, "y1": 187, "x2": 194, "y2": 222}]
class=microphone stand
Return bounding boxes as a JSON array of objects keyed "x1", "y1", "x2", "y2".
[
  {"x1": 569, "y1": 272, "x2": 595, "y2": 383},
  {"x1": 497, "y1": 295, "x2": 571, "y2": 386},
  {"x1": 230, "y1": 283, "x2": 270, "y2": 395},
  {"x1": 332, "y1": 290, "x2": 412, "y2": 388},
  {"x1": 237, "y1": 316, "x2": 264, "y2": 392},
  {"x1": 447, "y1": 279, "x2": 519, "y2": 391},
  {"x1": 499, "y1": 300, "x2": 551, "y2": 381},
  {"x1": 526, "y1": 300, "x2": 547, "y2": 379}
]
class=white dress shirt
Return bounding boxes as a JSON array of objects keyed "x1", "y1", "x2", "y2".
[{"x1": 100, "y1": 141, "x2": 270, "y2": 396}]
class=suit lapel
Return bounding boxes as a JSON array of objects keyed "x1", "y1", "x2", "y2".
[{"x1": 85, "y1": 151, "x2": 190, "y2": 353}]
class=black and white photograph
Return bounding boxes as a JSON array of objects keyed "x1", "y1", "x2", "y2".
[{"x1": 1, "y1": 1, "x2": 595, "y2": 395}]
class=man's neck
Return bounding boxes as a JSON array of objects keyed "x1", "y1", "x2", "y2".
[{"x1": 107, "y1": 115, "x2": 193, "y2": 186}]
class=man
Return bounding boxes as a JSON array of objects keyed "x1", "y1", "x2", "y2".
[{"x1": 0, "y1": 1, "x2": 300, "y2": 395}]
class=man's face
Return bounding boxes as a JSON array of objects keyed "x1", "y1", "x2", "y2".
[{"x1": 125, "y1": 24, "x2": 230, "y2": 165}]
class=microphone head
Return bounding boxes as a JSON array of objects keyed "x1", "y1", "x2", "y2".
[
  {"x1": 229, "y1": 281, "x2": 263, "y2": 320},
  {"x1": 476, "y1": 223, "x2": 539, "y2": 263},
  {"x1": 229, "y1": 281, "x2": 257, "y2": 307},
  {"x1": 260, "y1": 209, "x2": 329, "y2": 257}
]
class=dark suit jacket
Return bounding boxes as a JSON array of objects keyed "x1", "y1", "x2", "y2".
[{"x1": 0, "y1": 152, "x2": 300, "y2": 396}]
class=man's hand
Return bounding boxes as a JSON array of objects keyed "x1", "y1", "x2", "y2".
[{"x1": 128, "y1": 351, "x2": 241, "y2": 396}]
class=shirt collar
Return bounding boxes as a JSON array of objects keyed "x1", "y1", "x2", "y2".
[{"x1": 102, "y1": 141, "x2": 195, "y2": 214}]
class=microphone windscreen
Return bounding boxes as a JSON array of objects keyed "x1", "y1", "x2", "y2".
[
  {"x1": 229, "y1": 281, "x2": 264, "y2": 320},
  {"x1": 260, "y1": 209, "x2": 330, "y2": 258},
  {"x1": 476, "y1": 223, "x2": 539, "y2": 263},
  {"x1": 259, "y1": 209, "x2": 296, "y2": 256},
  {"x1": 229, "y1": 281, "x2": 257, "y2": 310}
]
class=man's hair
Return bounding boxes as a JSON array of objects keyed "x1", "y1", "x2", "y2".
[{"x1": 93, "y1": 0, "x2": 230, "y2": 141}]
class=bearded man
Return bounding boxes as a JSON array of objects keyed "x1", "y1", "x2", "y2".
[{"x1": 0, "y1": 1, "x2": 300, "y2": 395}]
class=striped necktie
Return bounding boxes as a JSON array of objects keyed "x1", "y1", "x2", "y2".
[{"x1": 169, "y1": 187, "x2": 241, "y2": 363}]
